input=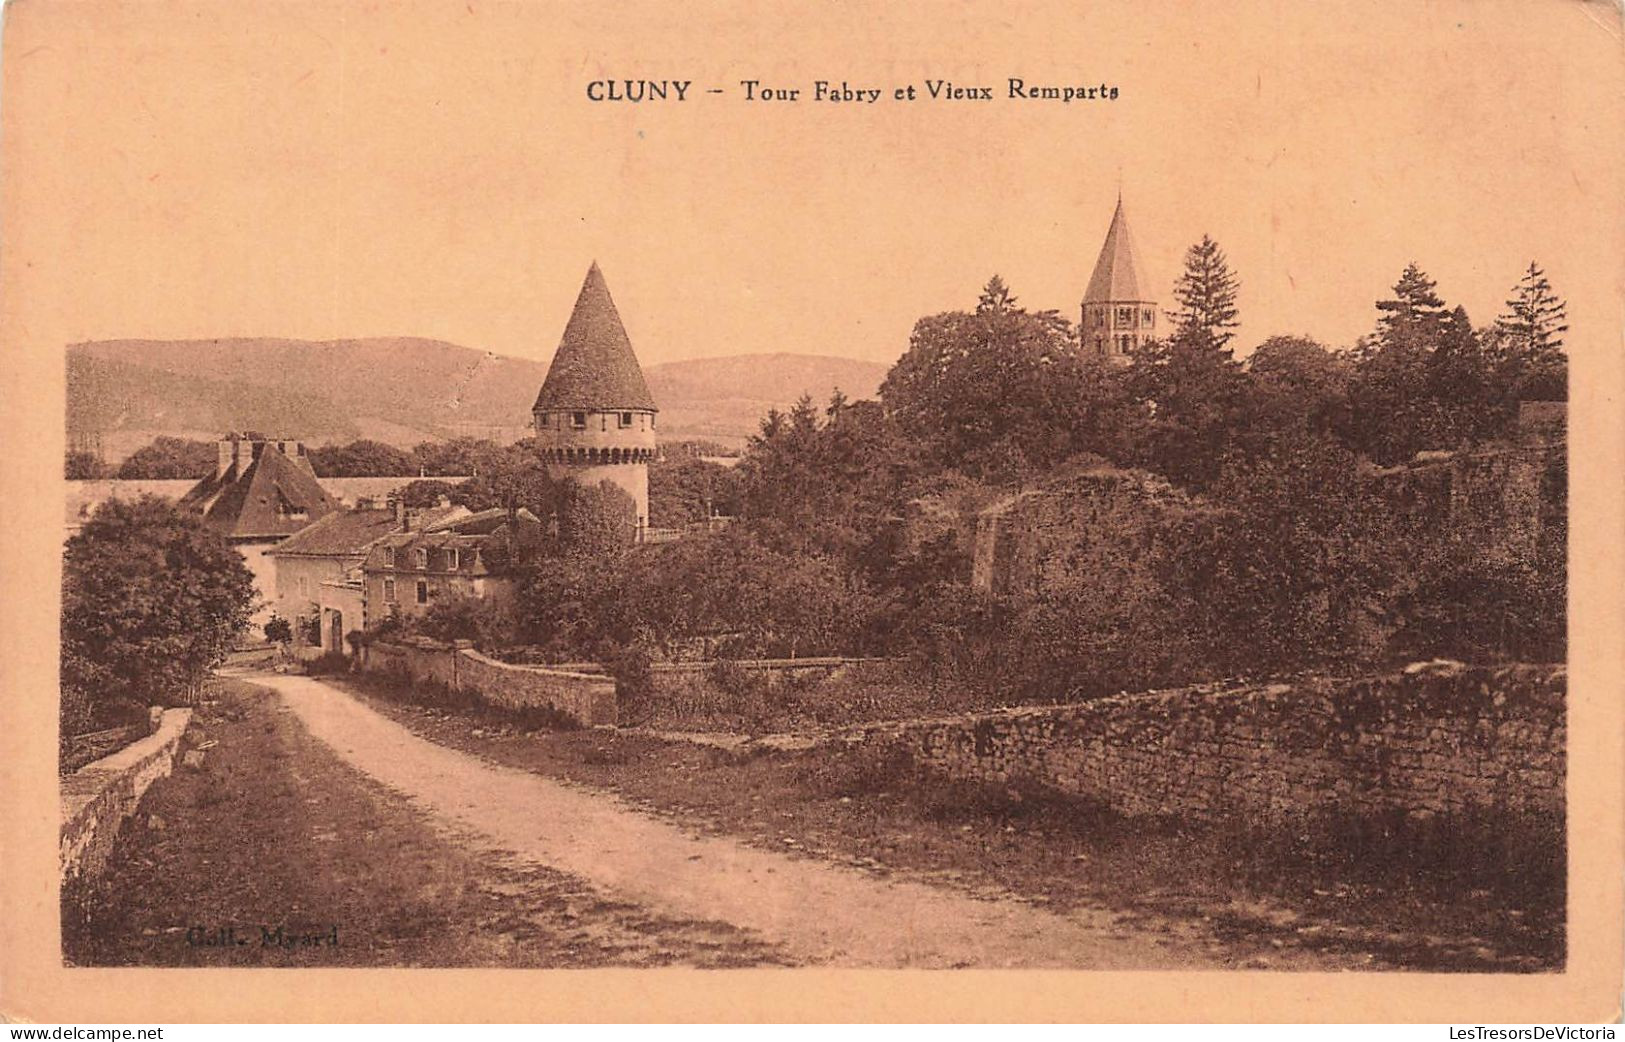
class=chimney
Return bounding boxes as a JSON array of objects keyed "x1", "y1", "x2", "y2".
[{"x1": 217, "y1": 436, "x2": 241, "y2": 480}]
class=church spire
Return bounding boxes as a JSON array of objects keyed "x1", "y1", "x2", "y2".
[
  {"x1": 1080, "y1": 198, "x2": 1156, "y2": 364},
  {"x1": 1083, "y1": 196, "x2": 1144, "y2": 304}
]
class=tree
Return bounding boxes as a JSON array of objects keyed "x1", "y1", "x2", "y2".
[
  {"x1": 880, "y1": 278, "x2": 1110, "y2": 482},
  {"x1": 410, "y1": 437, "x2": 505, "y2": 477},
  {"x1": 263, "y1": 614, "x2": 293, "y2": 644},
  {"x1": 1347, "y1": 269, "x2": 1514, "y2": 463},
  {"x1": 62, "y1": 496, "x2": 256, "y2": 728},
  {"x1": 648, "y1": 457, "x2": 740, "y2": 527},
  {"x1": 976, "y1": 274, "x2": 1018, "y2": 315},
  {"x1": 307, "y1": 439, "x2": 415, "y2": 477},
  {"x1": 1245, "y1": 335, "x2": 1352, "y2": 441},
  {"x1": 1372, "y1": 262, "x2": 1448, "y2": 350},
  {"x1": 1121, "y1": 328, "x2": 1256, "y2": 489},
  {"x1": 1167, "y1": 236, "x2": 1241, "y2": 349},
  {"x1": 65, "y1": 451, "x2": 107, "y2": 480},
  {"x1": 1495, "y1": 262, "x2": 1569, "y2": 401},
  {"x1": 450, "y1": 440, "x2": 558, "y2": 516},
  {"x1": 114, "y1": 436, "x2": 216, "y2": 479},
  {"x1": 398, "y1": 479, "x2": 458, "y2": 508}
]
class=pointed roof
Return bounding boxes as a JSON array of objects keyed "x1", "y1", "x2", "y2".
[
  {"x1": 178, "y1": 441, "x2": 341, "y2": 540},
  {"x1": 532, "y1": 263, "x2": 658, "y2": 412},
  {"x1": 1083, "y1": 197, "x2": 1147, "y2": 304}
]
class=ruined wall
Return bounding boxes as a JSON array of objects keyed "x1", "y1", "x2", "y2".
[
  {"x1": 1369, "y1": 441, "x2": 1564, "y2": 565},
  {"x1": 840, "y1": 664, "x2": 1563, "y2": 832},
  {"x1": 971, "y1": 469, "x2": 1201, "y2": 595},
  {"x1": 363, "y1": 638, "x2": 615, "y2": 726},
  {"x1": 971, "y1": 443, "x2": 1565, "y2": 597}
]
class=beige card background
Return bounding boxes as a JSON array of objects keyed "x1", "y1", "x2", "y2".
[{"x1": 1, "y1": 0, "x2": 1622, "y2": 1022}]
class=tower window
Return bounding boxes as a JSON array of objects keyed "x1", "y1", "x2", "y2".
[
  {"x1": 1116, "y1": 306, "x2": 1133, "y2": 325},
  {"x1": 571, "y1": 412, "x2": 587, "y2": 429},
  {"x1": 1142, "y1": 309, "x2": 1154, "y2": 324},
  {"x1": 618, "y1": 412, "x2": 633, "y2": 428}
]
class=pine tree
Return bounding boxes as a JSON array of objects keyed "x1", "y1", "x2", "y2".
[
  {"x1": 976, "y1": 274, "x2": 1018, "y2": 315},
  {"x1": 1496, "y1": 262, "x2": 1568, "y2": 352},
  {"x1": 1374, "y1": 262, "x2": 1448, "y2": 346},
  {"x1": 1492, "y1": 263, "x2": 1569, "y2": 402},
  {"x1": 1167, "y1": 235, "x2": 1241, "y2": 349}
]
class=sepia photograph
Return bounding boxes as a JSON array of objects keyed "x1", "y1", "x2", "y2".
[{"x1": 3, "y1": 0, "x2": 1623, "y2": 1025}]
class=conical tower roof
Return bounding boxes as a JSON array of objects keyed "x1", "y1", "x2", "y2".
[
  {"x1": 532, "y1": 262, "x2": 658, "y2": 412},
  {"x1": 1082, "y1": 197, "x2": 1146, "y2": 303}
]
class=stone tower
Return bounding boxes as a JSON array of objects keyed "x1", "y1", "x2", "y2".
[
  {"x1": 532, "y1": 262, "x2": 659, "y2": 531},
  {"x1": 1081, "y1": 196, "x2": 1156, "y2": 365}
]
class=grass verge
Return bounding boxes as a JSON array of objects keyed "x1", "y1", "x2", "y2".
[{"x1": 62, "y1": 676, "x2": 790, "y2": 967}]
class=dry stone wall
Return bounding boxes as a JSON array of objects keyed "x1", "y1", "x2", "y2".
[
  {"x1": 363, "y1": 638, "x2": 616, "y2": 726},
  {"x1": 836, "y1": 663, "x2": 1563, "y2": 832},
  {"x1": 971, "y1": 469, "x2": 1204, "y2": 596},
  {"x1": 61, "y1": 708, "x2": 192, "y2": 892}
]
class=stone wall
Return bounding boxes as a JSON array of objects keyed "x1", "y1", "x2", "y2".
[
  {"x1": 1370, "y1": 441, "x2": 1564, "y2": 565},
  {"x1": 362, "y1": 638, "x2": 616, "y2": 726},
  {"x1": 61, "y1": 708, "x2": 192, "y2": 893},
  {"x1": 971, "y1": 468, "x2": 1205, "y2": 595},
  {"x1": 649, "y1": 656, "x2": 890, "y2": 690},
  {"x1": 832, "y1": 663, "x2": 1563, "y2": 832},
  {"x1": 972, "y1": 443, "x2": 1565, "y2": 597}
]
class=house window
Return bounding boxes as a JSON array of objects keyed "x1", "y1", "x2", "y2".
[
  {"x1": 298, "y1": 577, "x2": 308, "y2": 597},
  {"x1": 618, "y1": 412, "x2": 633, "y2": 428},
  {"x1": 1116, "y1": 306, "x2": 1133, "y2": 325},
  {"x1": 446, "y1": 548, "x2": 460, "y2": 570},
  {"x1": 414, "y1": 547, "x2": 428, "y2": 569},
  {"x1": 571, "y1": 412, "x2": 587, "y2": 429},
  {"x1": 415, "y1": 580, "x2": 428, "y2": 605},
  {"x1": 385, "y1": 547, "x2": 397, "y2": 569},
  {"x1": 383, "y1": 578, "x2": 397, "y2": 603}
]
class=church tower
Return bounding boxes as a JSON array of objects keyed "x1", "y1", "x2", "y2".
[
  {"x1": 532, "y1": 262, "x2": 658, "y2": 532},
  {"x1": 1081, "y1": 197, "x2": 1156, "y2": 365}
]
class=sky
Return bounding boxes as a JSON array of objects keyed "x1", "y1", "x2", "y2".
[{"x1": 2, "y1": 0, "x2": 1621, "y2": 373}]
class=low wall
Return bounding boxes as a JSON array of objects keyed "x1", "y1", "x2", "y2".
[
  {"x1": 60, "y1": 708, "x2": 192, "y2": 893},
  {"x1": 831, "y1": 663, "x2": 1563, "y2": 832},
  {"x1": 363, "y1": 639, "x2": 616, "y2": 726},
  {"x1": 649, "y1": 656, "x2": 889, "y2": 689}
]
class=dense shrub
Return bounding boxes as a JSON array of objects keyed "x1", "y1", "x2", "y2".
[{"x1": 304, "y1": 651, "x2": 353, "y2": 676}]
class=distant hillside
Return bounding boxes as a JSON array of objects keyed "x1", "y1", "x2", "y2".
[
  {"x1": 65, "y1": 339, "x2": 891, "y2": 455},
  {"x1": 645, "y1": 353, "x2": 888, "y2": 444}
]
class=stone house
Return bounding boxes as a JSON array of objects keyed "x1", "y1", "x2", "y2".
[
  {"x1": 360, "y1": 507, "x2": 545, "y2": 624},
  {"x1": 177, "y1": 436, "x2": 342, "y2": 627},
  {"x1": 267, "y1": 497, "x2": 467, "y2": 651}
]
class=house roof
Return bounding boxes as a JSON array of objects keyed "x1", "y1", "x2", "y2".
[
  {"x1": 1082, "y1": 197, "x2": 1148, "y2": 304},
  {"x1": 425, "y1": 505, "x2": 539, "y2": 534},
  {"x1": 269, "y1": 508, "x2": 399, "y2": 557},
  {"x1": 531, "y1": 262, "x2": 658, "y2": 413},
  {"x1": 367, "y1": 510, "x2": 545, "y2": 576},
  {"x1": 177, "y1": 441, "x2": 342, "y2": 540},
  {"x1": 271, "y1": 503, "x2": 469, "y2": 557}
]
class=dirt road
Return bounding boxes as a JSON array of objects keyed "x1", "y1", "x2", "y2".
[{"x1": 255, "y1": 671, "x2": 1239, "y2": 968}]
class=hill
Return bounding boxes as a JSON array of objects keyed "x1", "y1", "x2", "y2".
[
  {"x1": 65, "y1": 339, "x2": 890, "y2": 456},
  {"x1": 645, "y1": 353, "x2": 888, "y2": 444}
]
